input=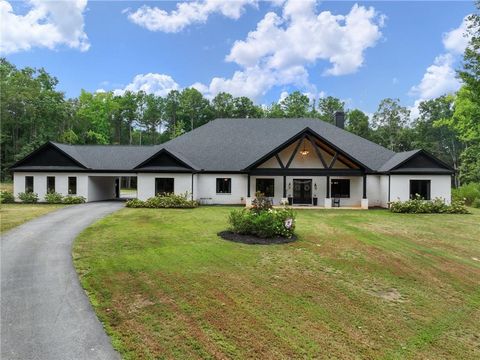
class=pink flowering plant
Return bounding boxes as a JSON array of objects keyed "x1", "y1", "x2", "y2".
[{"x1": 229, "y1": 203, "x2": 296, "y2": 239}]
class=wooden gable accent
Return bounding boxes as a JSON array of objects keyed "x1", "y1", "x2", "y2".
[
  {"x1": 12, "y1": 143, "x2": 85, "y2": 168},
  {"x1": 256, "y1": 134, "x2": 358, "y2": 170}
]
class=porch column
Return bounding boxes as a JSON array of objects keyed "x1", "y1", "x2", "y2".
[
  {"x1": 247, "y1": 174, "x2": 251, "y2": 197},
  {"x1": 324, "y1": 175, "x2": 331, "y2": 208},
  {"x1": 283, "y1": 176, "x2": 287, "y2": 198},
  {"x1": 246, "y1": 174, "x2": 252, "y2": 207},
  {"x1": 361, "y1": 174, "x2": 369, "y2": 209}
]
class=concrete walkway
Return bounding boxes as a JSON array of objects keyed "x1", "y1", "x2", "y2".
[{"x1": 1, "y1": 202, "x2": 123, "y2": 360}]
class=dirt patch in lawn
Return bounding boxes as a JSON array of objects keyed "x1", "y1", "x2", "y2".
[{"x1": 218, "y1": 231, "x2": 297, "y2": 245}]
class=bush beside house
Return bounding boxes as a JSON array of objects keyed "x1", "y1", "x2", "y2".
[
  {"x1": 389, "y1": 196, "x2": 469, "y2": 214},
  {"x1": 0, "y1": 191, "x2": 15, "y2": 203},
  {"x1": 452, "y1": 183, "x2": 480, "y2": 208},
  {"x1": 126, "y1": 193, "x2": 198, "y2": 208}
]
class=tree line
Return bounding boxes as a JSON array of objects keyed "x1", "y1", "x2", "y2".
[{"x1": 1, "y1": 7, "x2": 478, "y2": 184}]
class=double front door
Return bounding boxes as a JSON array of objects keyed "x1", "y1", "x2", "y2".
[{"x1": 293, "y1": 179, "x2": 312, "y2": 205}]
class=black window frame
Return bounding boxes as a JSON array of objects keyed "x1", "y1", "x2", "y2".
[
  {"x1": 155, "y1": 177, "x2": 174, "y2": 195},
  {"x1": 216, "y1": 178, "x2": 232, "y2": 194},
  {"x1": 25, "y1": 176, "x2": 34, "y2": 193},
  {"x1": 47, "y1": 176, "x2": 55, "y2": 193},
  {"x1": 256, "y1": 178, "x2": 275, "y2": 197},
  {"x1": 331, "y1": 179, "x2": 350, "y2": 198},
  {"x1": 68, "y1": 176, "x2": 77, "y2": 195},
  {"x1": 409, "y1": 180, "x2": 431, "y2": 200}
]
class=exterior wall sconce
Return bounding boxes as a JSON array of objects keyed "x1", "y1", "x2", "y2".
[
  {"x1": 288, "y1": 182, "x2": 291, "y2": 189},
  {"x1": 314, "y1": 183, "x2": 317, "y2": 190}
]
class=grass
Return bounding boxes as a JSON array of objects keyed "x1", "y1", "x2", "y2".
[
  {"x1": 73, "y1": 207, "x2": 480, "y2": 359},
  {"x1": 0, "y1": 203, "x2": 65, "y2": 233},
  {"x1": 0, "y1": 182, "x2": 13, "y2": 192}
]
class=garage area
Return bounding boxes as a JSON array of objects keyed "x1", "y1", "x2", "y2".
[{"x1": 87, "y1": 175, "x2": 137, "y2": 202}]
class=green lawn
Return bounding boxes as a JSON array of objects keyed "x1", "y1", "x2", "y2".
[
  {"x1": 74, "y1": 207, "x2": 480, "y2": 359},
  {"x1": 0, "y1": 203, "x2": 65, "y2": 233}
]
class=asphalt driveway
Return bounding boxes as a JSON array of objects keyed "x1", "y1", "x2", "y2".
[{"x1": 1, "y1": 201, "x2": 123, "y2": 360}]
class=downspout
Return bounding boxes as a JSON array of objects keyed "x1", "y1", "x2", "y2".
[
  {"x1": 191, "y1": 172, "x2": 194, "y2": 201},
  {"x1": 388, "y1": 174, "x2": 391, "y2": 208}
]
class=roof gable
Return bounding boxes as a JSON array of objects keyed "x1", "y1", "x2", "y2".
[
  {"x1": 246, "y1": 127, "x2": 365, "y2": 171},
  {"x1": 11, "y1": 142, "x2": 86, "y2": 170},
  {"x1": 135, "y1": 148, "x2": 194, "y2": 171},
  {"x1": 389, "y1": 150, "x2": 453, "y2": 174}
]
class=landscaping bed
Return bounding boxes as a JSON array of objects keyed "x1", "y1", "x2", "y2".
[{"x1": 218, "y1": 230, "x2": 297, "y2": 245}]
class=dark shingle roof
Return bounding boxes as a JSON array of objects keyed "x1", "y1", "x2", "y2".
[
  {"x1": 377, "y1": 150, "x2": 421, "y2": 172},
  {"x1": 16, "y1": 118, "x2": 447, "y2": 173},
  {"x1": 160, "y1": 118, "x2": 395, "y2": 171},
  {"x1": 52, "y1": 143, "x2": 159, "y2": 170}
]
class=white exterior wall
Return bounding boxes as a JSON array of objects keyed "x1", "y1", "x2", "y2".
[
  {"x1": 379, "y1": 175, "x2": 390, "y2": 208},
  {"x1": 367, "y1": 175, "x2": 381, "y2": 207},
  {"x1": 196, "y1": 174, "x2": 247, "y2": 205},
  {"x1": 13, "y1": 172, "x2": 89, "y2": 202},
  {"x1": 390, "y1": 175, "x2": 452, "y2": 204},
  {"x1": 137, "y1": 173, "x2": 193, "y2": 201}
]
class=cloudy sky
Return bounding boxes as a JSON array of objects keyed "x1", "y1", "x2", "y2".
[{"x1": 1, "y1": 0, "x2": 475, "y2": 114}]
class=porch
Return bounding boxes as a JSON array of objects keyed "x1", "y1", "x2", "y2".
[{"x1": 246, "y1": 173, "x2": 369, "y2": 209}]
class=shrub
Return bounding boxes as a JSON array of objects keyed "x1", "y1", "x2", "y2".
[
  {"x1": 62, "y1": 195, "x2": 86, "y2": 204},
  {"x1": 389, "y1": 196, "x2": 469, "y2": 214},
  {"x1": 229, "y1": 207, "x2": 296, "y2": 238},
  {"x1": 125, "y1": 199, "x2": 146, "y2": 208},
  {"x1": 44, "y1": 192, "x2": 64, "y2": 204},
  {"x1": 251, "y1": 191, "x2": 273, "y2": 213},
  {"x1": 0, "y1": 190, "x2": 15, "y2": 203},
  {"x1": 17, "y1": 192, "x2": 39, "y2": 203},
  {"x1": 472, "y1": 198, "x2": 480, "y2": 209},
  {"x1": 452, "y1": 183, "x2": 480, "y2": 206},
  {"x1": 126, "y1": 193, "x2": 198, "y2": 209}
]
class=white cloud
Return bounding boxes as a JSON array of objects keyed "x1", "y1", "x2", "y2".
[
  {"x1": 112, "y1": 73, "x2": 180, "y2": 97},
  {"x1": 409, "y1": 54, "x2": 460, "y2": 100},
  {"x1": 0, "y1": 0, "x2": 89, "y2": 54},
  {"x1": 195, "y1": 1, "x2": 383, "y2": 99},
  {"x1": 409, "y1": 16, "x2": 470, "y2": 117},
  {"x1": 126, "y1": 0, "x2": 257, "y2": 33},
  {"x1": 443, "y1": 15, "x2": 472, "y2": 54},
  {"x1": 226, "y1": 2, "x2": 383, "y2": 76}
]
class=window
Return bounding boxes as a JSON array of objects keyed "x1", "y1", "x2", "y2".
[
  {"x1": 68, "y1": 177, "x2": 77, "y2": 195},
  {"x1": 331, "y1": 179, "x2": 350, "y2": 198},
  {"x1": 25, "y1": 176, "x2": 34, "y2": 193},
  {"x1": 216, "y1": 178, "x2": 231, "y2": 194},
  {"x1": 155, "y1": 178, "x2": 174, "y2": 195},
  {"x1": 410, "y1": 180, "x2": 431, "y2": 200},
  {"x1": 256, "y1": 178, "x2": 274, "y2": 197},
  {"x1": 47, "y1": 176, "x2": 55, "y2": 193}
]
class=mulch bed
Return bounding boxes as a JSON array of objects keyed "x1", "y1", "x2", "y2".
[{"x1": 218, "y1": 231, "x2": 297, "y2": 245}]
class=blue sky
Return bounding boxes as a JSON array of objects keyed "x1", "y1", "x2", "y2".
[{"x1": 1, "y1": 1, "x2": 475, "y2": 114}]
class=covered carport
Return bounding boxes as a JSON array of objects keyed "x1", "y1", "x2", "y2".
[{"x1": 87, "y1": 174, "x2": 137, "y2": 202}]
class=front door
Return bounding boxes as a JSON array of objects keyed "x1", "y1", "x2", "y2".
[{"x1": 293, "y1": 179, "x2": 312, "y2": 205}]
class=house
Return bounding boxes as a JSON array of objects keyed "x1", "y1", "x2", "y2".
[{"x1": 10, "y1": 114, "x2": 454, "y2": 208}]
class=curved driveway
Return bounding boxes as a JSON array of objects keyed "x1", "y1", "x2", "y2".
[{"x1": 1, "y1": 201, "x2": 123, "y2": 360}]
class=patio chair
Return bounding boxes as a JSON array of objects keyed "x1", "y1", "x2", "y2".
[{"x1": 333, "y1": 198, "x2": 340, "y2": 207}]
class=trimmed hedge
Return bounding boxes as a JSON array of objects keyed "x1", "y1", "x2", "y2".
[
  {"x1": 389, "y1": 197, "x2": 469, "y2": 214},
  {"x1": 0, "y1": 190, "x2": 15, "y2": 203},
  {"x1": 126, "y1": 193, "x2": 198, "y2": 208},
  {"x1": 18, "y1": 192, "x2": 39, "y2": 203}
]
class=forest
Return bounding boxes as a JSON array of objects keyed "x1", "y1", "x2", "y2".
[{"x1": 1, "y1": 11, "x2": 478, "y2": 184}]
